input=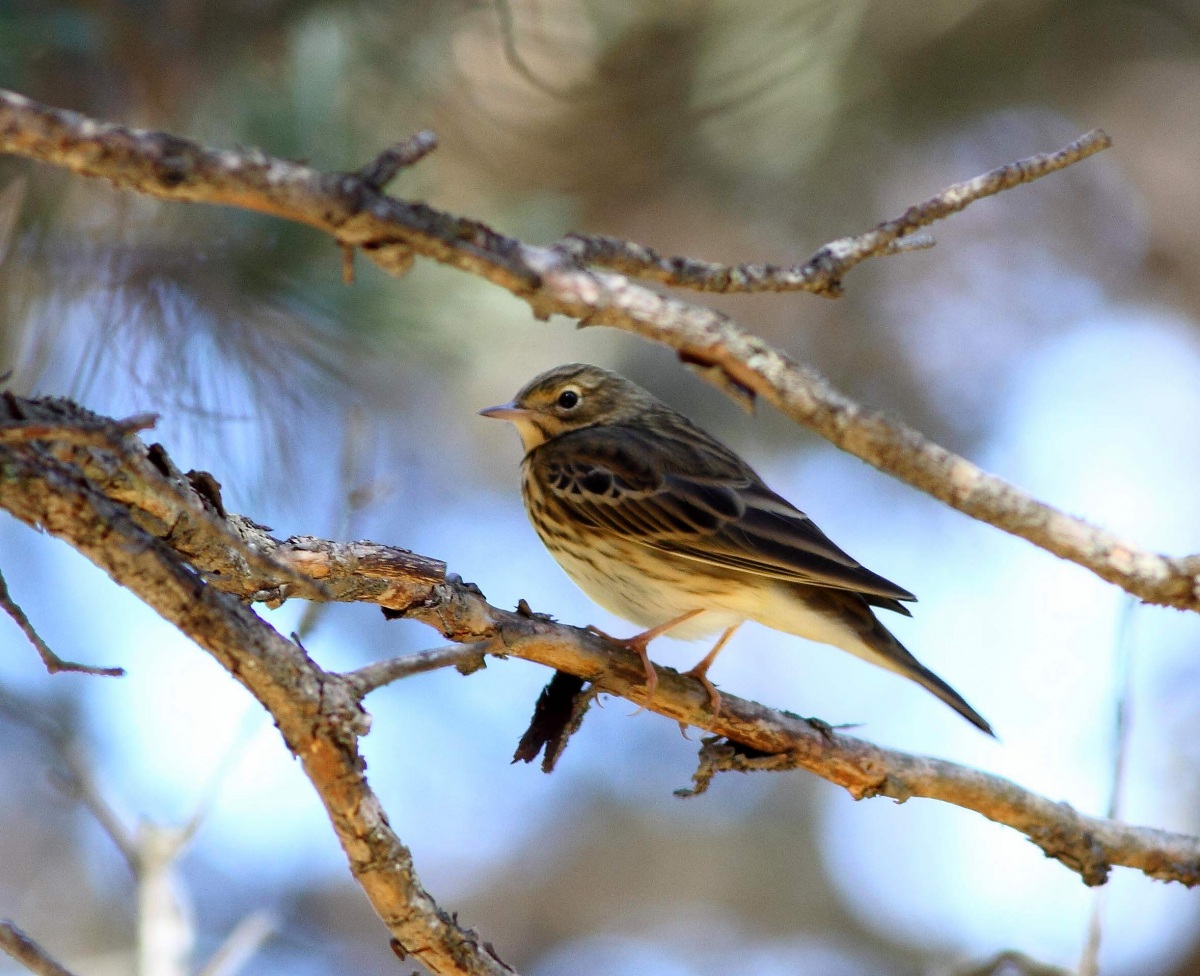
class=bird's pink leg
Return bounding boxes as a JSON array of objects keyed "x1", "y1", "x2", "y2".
[
  {"x1": 683, "y1": 623, "x2": 741, "y2": 718},
  {"x1": 587, "y1": 608, "x2": 705, "y2": 709}
]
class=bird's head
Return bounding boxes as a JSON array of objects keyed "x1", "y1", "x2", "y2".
[{"x1": 480, "y1": 363, "x2": 652, "y2": 452}]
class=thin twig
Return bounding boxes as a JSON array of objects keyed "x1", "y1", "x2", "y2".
[
  {"x1": 0, "y1": 684, "x2": 139, "y2": 868},
  {"x1": 0, "y1": 922, "x2": 81, "y2": 976},
  {"x1": 0, "y1": 681, "x2": 253, "y2": 973},
  {"x1": 344, "y1": 642, "x2": 493, "y2": 699},
  {"x1": 556, "y1": 130, "x2": 1107, "y2": 297},
  {"x1": 1079, "y1": 596, "x2": 1139, "y2": 976},
  {"x1": 194, "y1": 911, "x2": 276, "y2": 976},
  {"x1": 57, "y1": 741, "x2": 139, "y2": 869},
  {"x1": 555, "y1": 228, "x2": 936, "y2": 295},
  {"x1": 0, "y1": 566, "x2": 124, "y2": 677},
  {"x1": 356, "y1": 131, "x2": 438, "y2": 190},
  {"x1": 801, "y1": 128, "x2": 1112, "y2": 295}
]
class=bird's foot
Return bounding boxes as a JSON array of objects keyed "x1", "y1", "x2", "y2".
[
  {"x1": 682, "y1": 664, "x2": 722, "y2": 719},
  {"x1": 681, "y1": 623, "x2": 738, "y2": 720},
  {"x1": 585, "y1": 624, "x2": 658, "y2": 714}
]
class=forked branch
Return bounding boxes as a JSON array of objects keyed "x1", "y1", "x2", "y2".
[
  {"x1": 1, "y1": 91, "x2": 1189, "y2": 614},
  {"x1": 558, "y1": 127, "x2": 1108, "y2": 296},
  {"x1": 0, "y1": 90, "x2": 1195, "y2": 976},
  {"x1": 0, "y1": 398, "x2": 1196, "y2": 895}
]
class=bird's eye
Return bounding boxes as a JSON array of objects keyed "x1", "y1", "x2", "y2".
[{"x1": 557, "y1": 389, "x2": 580, "y2": 409}]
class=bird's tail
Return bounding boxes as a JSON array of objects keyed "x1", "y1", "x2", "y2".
[
  {"x1": 794, "y1": 587, "x2": 995, "y2": 736},
  {"x1": 862, "y1": 615, "x2": 994, "y2": 736},
  {"x1": 873, "y1": 629, "x2": 995, "y2": 736}
]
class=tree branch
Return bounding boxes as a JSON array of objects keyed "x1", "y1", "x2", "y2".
[
  {"x1": 1, "y1": 90, "x2": 1196, "y2": 968},
  {"x1": 0, "y1": 683, "x2": 275, "y2": 976},
  {"x1": 0, "y1": 398, "x2": 1197, "y2": 893},
  {"x1": 343, "y1": 641, "x2": 493, "y2": 698},
  {"x1": 0, "y1": 411, "x2": 157, "y2": 446},
  {"x1": 557, "y1": 128, "x2": 1108, "y2": 297},
  {"x1": 0, "y1": 440, "x2": 514, "y2": 975},
  {"x1": 0, "y1": 686, "x2": 135, "y2": 861},
  {"x1": 401, "y1": 584, "x2": 1200, "y2": 889},
  {"x1": 356, "y1": 130, "x2": 438, "y2": 191},
  {"x1": 0, "y1": 566, "x2": 125, "y2": 677},
  {"x1": 194, "y1": 911, "x2": 275, "y2": 976},
  {"x1": 0, "y1": 922, "x2": 81, "y2": 976},
  {"x1": 2, "y1": 91, "x2": 1187, "y2": 614}
]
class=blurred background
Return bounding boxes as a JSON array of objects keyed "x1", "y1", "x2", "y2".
[{"x1": 1, "y1": 1, "x2": 1200, "y2": 974}]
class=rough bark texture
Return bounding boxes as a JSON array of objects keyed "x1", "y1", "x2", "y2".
[
  {"x1": 0, "y1": 412, "x2": 513, "y2": 976},
  {"x1": 0, "y1": 89, "x2": 1195, "y2": 976},
  {"x1": 1, "y1": 91, "x2": 1187, "y2": 614},
  {"x1": 0, "y1": 398, "x2": 1197, "y2": 902}
]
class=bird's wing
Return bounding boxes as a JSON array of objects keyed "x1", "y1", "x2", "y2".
[{"x1": 534, "y1": 424, "x2": 915, "y2": 604}]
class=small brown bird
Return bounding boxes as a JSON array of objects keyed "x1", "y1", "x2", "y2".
[{"x1": 481, "y1": 363, "x2": 992, "y2": 735}]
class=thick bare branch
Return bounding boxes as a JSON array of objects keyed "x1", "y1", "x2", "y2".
[
  {"x1": 0, "y1": 448, "x2": 514, "y2": 976},
  {"x1": 0, "y1": 401, "x2": 1196, "y2": 891},
  {"x1": 0, "y1": 395, "x2": 443, "y2": 609},
  {"x1": 0, "y1": 411, "x2": 157, "y2": 446},
  {"x1": 399, "y1": 579, "x2": 1200, "y2": 888},
  {"x1": 2, "y1": 91, "x2": 1185, "y2": 613},
  {"x1": 0, "y1": 922, "x2": 81, "y2": 976}
]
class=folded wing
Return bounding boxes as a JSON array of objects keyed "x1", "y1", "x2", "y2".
[{"x1": 534, "y1": 422, "x2": 915, "y2": 609}]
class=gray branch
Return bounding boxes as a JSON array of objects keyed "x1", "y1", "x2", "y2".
[
  {"x1": 0, "y1": 922, "x2": 81, "y2": 976},
  {"x1": 0, "y1": 91, "x2": 1184, "y2": 616},
  {"x1": 0, "y1": 396, "x2": 1196, "y2": 895}
]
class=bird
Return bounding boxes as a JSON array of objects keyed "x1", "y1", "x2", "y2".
[{"x1": 480, "y1": 363, "x2": 992, "y2": 735}]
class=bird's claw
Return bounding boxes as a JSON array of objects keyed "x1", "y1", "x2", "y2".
[
  {"x1": 585, "y1": 624, "x2": 658, "y2": 715},
  {"x1": 627, "y1": 650, "x2": 658, "y2": 716},
  {"x1": 683, "y1": 666, "x2": 722, "y2": 719}
]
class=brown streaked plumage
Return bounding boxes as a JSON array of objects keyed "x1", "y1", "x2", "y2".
[{"x1": 481, "y1": 363, "x2": 992, "y2": 734}]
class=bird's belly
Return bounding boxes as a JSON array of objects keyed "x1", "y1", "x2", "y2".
[{"x1": 544, "y1": 538, "x2": 746, "y2": 640}]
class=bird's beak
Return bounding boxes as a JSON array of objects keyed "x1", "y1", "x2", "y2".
[{"x1": 479, "y1": 401, "x2": 529, "y2": 422}]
